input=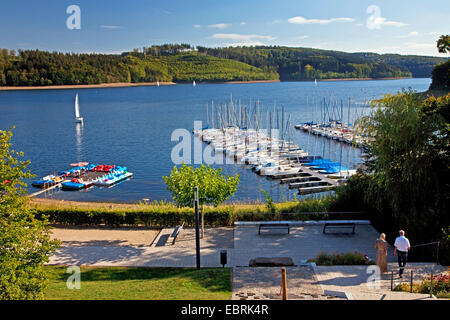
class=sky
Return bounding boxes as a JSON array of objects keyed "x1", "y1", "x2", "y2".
[{"x1": 0, "y1": 0, "x2": 449, "y2": 57}]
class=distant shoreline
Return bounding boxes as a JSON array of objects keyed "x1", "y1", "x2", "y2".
[
  {"x1": 0, "y1": 82, "x2": 176, "y2": 91},
  {"x1": 317, "y1": 77, "x2": 412, "y2": 82},
  {"x1": 225, "y1": 79, "x2": 280, "y2": 84},
  {"x1": 0, "y1": 77, "x2": 418, "y2": 91}
]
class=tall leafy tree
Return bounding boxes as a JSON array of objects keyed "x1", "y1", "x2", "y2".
[
  {"x1": 163, "y1": 164, "x2": 239, "y2": 237},
  {"x1": 341, "y1": 90, "x2": 450, "y2": 263},
  {"x1": 0, "y1": 127, "x2": 59, "y2": 300},
  {"x1": 437, "y1": 35, "x2": 450, "y2": 54}
]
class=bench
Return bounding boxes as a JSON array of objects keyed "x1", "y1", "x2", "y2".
[
  {"x1": 323, "y1": 222, "x2": 355, "y2": 234},
  {"x1": 171, "y1": 222, "x2": 185, "y2": 245},
  {"x1": 258, "y1": 223, "x2": 290, "y2": 235}
]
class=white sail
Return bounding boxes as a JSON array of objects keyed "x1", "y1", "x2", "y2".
[
  {"x1": 75, "y1": 93, "x2": 83, "y2": 124},
  {"x1": 75, "y1": 94, "x2": 80, "y2": 118},
  {"x1": 193, "y1": 80, "x2": 196, "y2": 86}
]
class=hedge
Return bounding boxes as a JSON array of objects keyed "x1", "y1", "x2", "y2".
[
  {"x1": 32, "y1": 198, "x2": 366, "y2": 227},
  {"x1": 34, "y1": 206, "x2": 234, "y2": 227}
]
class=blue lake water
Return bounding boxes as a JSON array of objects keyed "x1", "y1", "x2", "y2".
[{"x1": 0, "y1": 78, "x2": 431, "y2": 203}]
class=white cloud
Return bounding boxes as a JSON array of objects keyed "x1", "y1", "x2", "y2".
[
  {"x1": 100, "y1": 25, "x2": 122, "y2": 29},
  {"x1": 397, "y1": 31, "x2": 419, "y2": 38},
  {"x1": 193, "y1": 24, "x2": 202, "y2": 29},
  {"x1": 240, "y1": 22, "x2": 246, "y2": 25},
  {"x1": 211, "y1": 33, "x2": 276, "y2": 41},
  {"x1": 288, "y1": 16, "x2": 354, "y2": 25},
  {"x1": 208, "y1": 23, "x2": 232, "y2": 29},
  {"x1": 226, "y1": 41, "x2": 265, "y2": 47},
  {"x1": 294, "y1": 35, "x2": 310, "y2": 40},
  {"x1": 366, "y1": 5, "x2": 407, "y2": 30}
]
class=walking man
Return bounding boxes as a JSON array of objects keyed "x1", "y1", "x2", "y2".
[{"x1": 394, "y1": 230, "x2": 410, "y2": 278}]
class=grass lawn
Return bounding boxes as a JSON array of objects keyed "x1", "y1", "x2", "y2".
[{"x1": 44, "y1": 266, "x2": 231, "y2": 300}]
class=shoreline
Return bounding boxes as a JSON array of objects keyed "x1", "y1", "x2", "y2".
[
  {"x1": 0, "y1": 82, "x2": 176, "y2": 91},
  {"x1": 225, "y1": 79, "x2": 280, "y2": 84},
  {"x1": 0, "y1": 77, "x2": 419, "y2": 91},
  {"x1": 316, "y1": 77, "x2": 412, "y2": 82}
]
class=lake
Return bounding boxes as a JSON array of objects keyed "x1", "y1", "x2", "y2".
[{"x1": 0, "y1": 78, "x2": 431, "y2": 203}]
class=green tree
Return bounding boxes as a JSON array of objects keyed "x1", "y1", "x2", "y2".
[
  {"x1": 163, "y1": 164, "x2": 239, "y2": 237},
  {"x1": 0, "y1": 127, "x2": 59, "y2": 300},
  {"x1": 437, "y1": 35, "x2": 450, "y2": 54},
  {"x1": 340, "y1": 90, "x2": 449, "y2": 262}
]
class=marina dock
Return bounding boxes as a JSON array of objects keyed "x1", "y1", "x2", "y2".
[
  {"x1": 275, "y1": 163, "x2": 341, "y2": 193},
  {"x1": 28, "y1": 182, "x2": 63, "y2": 198},
  {"x1": 196, "y1": 96, "x2": 355, "y2": 195}
]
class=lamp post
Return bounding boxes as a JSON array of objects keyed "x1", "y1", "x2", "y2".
[{"x1": 194, "y1": 186, "x2": 201, "y2": 270}]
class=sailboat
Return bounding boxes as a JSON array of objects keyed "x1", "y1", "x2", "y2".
[
  {"x1": 75, "y1": 93, "x2": 83, "y2": 124},
  {"x1": 314, "y1": 79, "x2": 318, "y2": 86},
  {"x1": 156, "y1": 80, "x2": 160, "y2": 87},
  {"x1": 193, "y1": 80, "x2": 196, "y2": 86}
]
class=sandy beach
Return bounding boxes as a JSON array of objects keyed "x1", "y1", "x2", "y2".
[{"x1": 0, "y1": 82, "x2": 176, "y2": 91}]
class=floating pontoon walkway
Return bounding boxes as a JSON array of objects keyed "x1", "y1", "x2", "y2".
[{"x1": 274, "y1": 164, "x2": 342, "y2": 194}]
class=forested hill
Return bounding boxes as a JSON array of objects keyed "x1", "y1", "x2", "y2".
[
  {"x1": 0, "y1": 49, "x2": 278, "y2": 86},
  {"x1": 197, "y1": 46, "x2": 447, "y2": 81},
  {"x1": 0, "y1": 44, "x2": 447, "y2": 87}
]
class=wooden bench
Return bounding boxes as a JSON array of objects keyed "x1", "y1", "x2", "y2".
[
  {"x1": 323, "y1": 222, "x2": 355, "y2": 234},
  {"x1": 259, "y1": 223, "x2": 290, "y2": 235},
  {"x1": 171, "y1": 222, "x2": 185, "y2": 245}
]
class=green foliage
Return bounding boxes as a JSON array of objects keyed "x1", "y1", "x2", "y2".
[
  {"x1": 429, "y1": 35, "x2": 449, "y2": 91},
  {"x1": 437, "y1": 35, "x2": 450, "y2": 54},
  {"x1": 163, "y1": 164, "x2": 239, "y2": 208},
  {"x1": 0, "y1": 45, "x2": 446, "y2": 87},
  {"x1": 395, "y1": 273, "x2": 450, "y2": 298},
  {"x1": 336, "y1": 91, "x2": 450, "y2": 263},
  {"x1": 0, "y1": 128, "x2": 59, "y2": 300},
  {"x1": 430, "y1": 60, "x2": 450, "y2": 90},
  {"x1": 261, "y1": 189, "x2": 276, "y2": 213},
  {"x1": 32, "y1": 196, "x2": 359, "y2": 227},
  {"x1": 197, "y1": 46, "x2": 446, "y2": 80},
  {"x1": 438, "y1": 227, "x2": 450, "y2": 266},
  {"x1": 35, "y1": 205, "x2": 234, "y2": 227},
  {"x1": 0, "y1": 49, "x2": 278, "y2": 86},
  {"x1": 313, "y1": 251, "x2": 375, "y2": 266}
]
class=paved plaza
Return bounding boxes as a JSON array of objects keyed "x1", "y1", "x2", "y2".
[{"x1": 48, "y1": 222, "x2": 447, "y2": 300}]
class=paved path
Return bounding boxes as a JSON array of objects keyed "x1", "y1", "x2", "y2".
[
  {"x1": 314, "y1": 263, "x2": 447, "y2": 300},
  {"x1": 232, "y1": 224, "x2": 396, "y2": 266},
  {"x1": 48, "y1": 223, "x2": 447, "y2": 300},
  {"x1": 50, "y1": 223, "x2": 389, "y2": 267},
  {"x1": 232, "y1": 266, "x2": 344, "y2": 300}
]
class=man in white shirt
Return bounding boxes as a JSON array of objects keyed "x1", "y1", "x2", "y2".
[{"x1": 394, "y1": 230, "x2": 411, "y2": 278}]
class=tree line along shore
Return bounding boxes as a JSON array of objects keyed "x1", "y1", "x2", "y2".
[{"x1": 0, "y1": 44, "x2": 447, "y2": 88}]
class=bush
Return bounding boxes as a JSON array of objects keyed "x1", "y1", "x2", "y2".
[
  {"x1": 313, "y1": 251, "x2": 375, "y2": 266},
  {"x1": 394, "y1": 273, "x2": 450, "y2": 298},
  {"x1": 31, "y1": 196, "x2": 366, "y2": 227},
  {"x1": 33, "y1": 205, "x2": 234, "y2": 227}
]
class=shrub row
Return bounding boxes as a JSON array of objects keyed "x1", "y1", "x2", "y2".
[
  {"x1": 34, "y1": 206, "x2": 234, "y2": 227},
  {"x1": 312, "y1": 251, "x2": 375, "y2": 266},
  {"x1": 32, "y1": 198, "x2": 367, "y2": 227}
]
